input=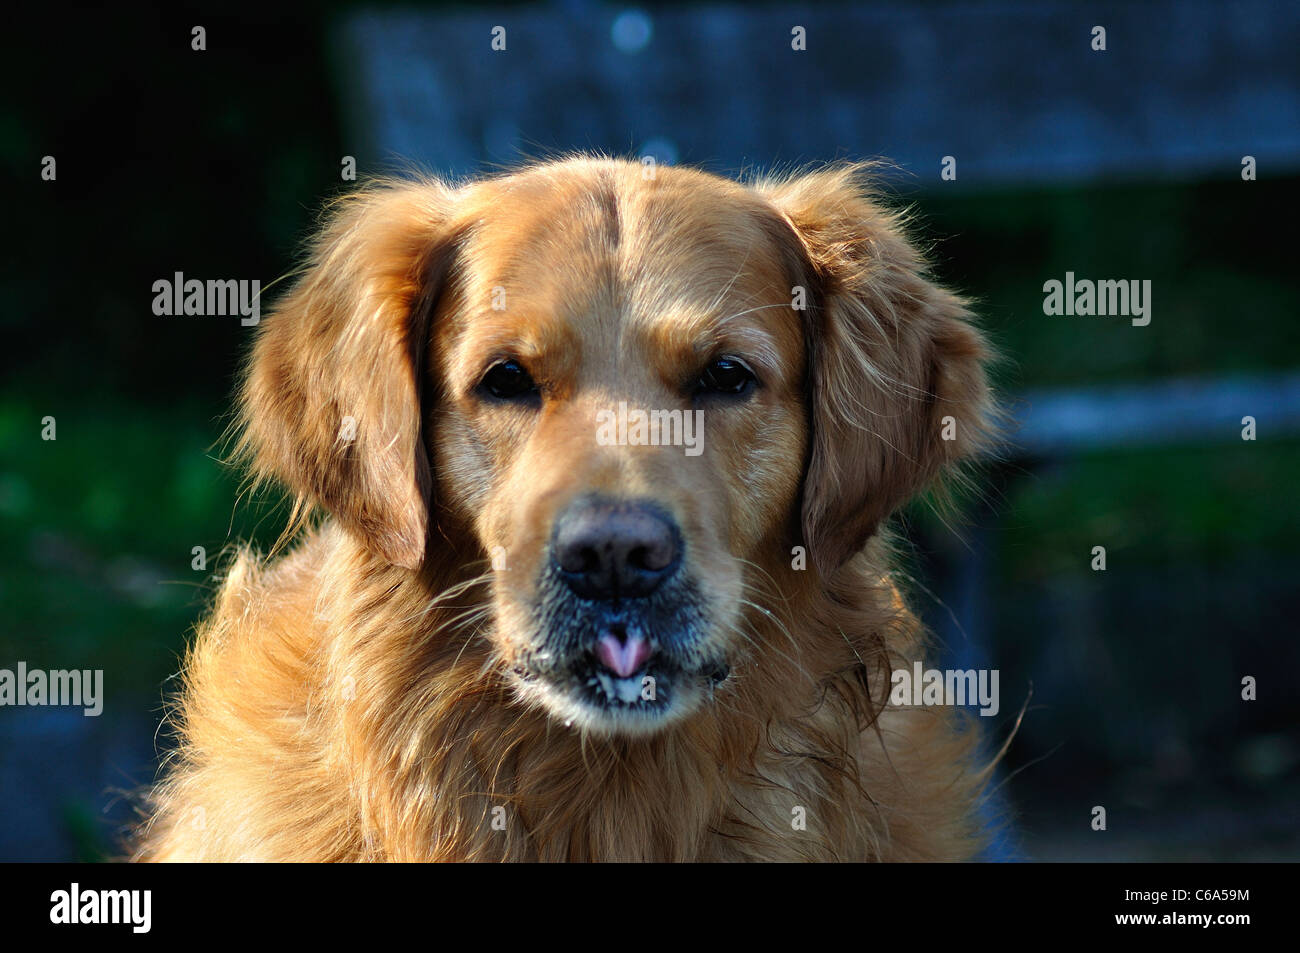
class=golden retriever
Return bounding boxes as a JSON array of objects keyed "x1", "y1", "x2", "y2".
[{"x1": 133, "y1": 156, "x2": 998, "y2": 861}]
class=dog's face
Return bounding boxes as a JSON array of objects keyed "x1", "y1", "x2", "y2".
[
  {"x1": 239, "y1": 158, "x2": 992, "y2": 737},
  {"x1": 430, "y1": 165, "x2": 809, "y2": 732}
]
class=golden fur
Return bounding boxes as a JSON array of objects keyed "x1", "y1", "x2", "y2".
[{"x1": 133, "y1": 157, "x2": 999, "y2": 861}]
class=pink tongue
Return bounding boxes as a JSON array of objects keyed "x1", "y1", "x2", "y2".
[{"x1": 596, "y1": 632, "x2": 651, "y2": 678}]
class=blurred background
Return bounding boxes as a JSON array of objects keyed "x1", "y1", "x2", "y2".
[{"x1": 2, "y1": 0, "x2": 1297, "y2": 860}]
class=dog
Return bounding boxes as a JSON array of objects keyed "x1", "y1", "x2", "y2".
[{"x1": 133, "y1": 156, "x2": 999, "y2": 861}]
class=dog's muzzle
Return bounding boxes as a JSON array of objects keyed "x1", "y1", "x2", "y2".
[{"x1": 515, "y1": 495, "x2": 727, "y2": 721}]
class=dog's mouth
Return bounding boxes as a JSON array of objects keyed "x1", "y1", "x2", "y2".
[
  {"x1": 511, "y1": 623, "x2": 730, "y2": 731},
  {"x1": 506, "y1": 566, "x2": 730, "y2": 732},
  {"x1": 575, "y1": 652, "x2": 669, "y2": 709},
  {"x1": 574, "y1": 635, "x2": 728, "y2": 712}
]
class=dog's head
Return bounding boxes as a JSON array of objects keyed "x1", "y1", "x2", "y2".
[{"x1": 239, "y1": 157, "x2": 994, "y2": 736}]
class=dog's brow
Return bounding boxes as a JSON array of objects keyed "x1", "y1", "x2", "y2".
[
  {"x1": 445, "y1": 307, "x2": 585, "y2": 393},
  {"x1": 648, "y1": 302, "x2": 791, "y2": 374}
]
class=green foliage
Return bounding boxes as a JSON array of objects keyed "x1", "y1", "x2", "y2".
[{"x1": 0, "y1": 396, "x2": 280, "y2": 695}]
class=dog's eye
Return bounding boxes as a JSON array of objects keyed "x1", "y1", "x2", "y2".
[
  {"x1": 479, "y1": 360, "x2": 538, "y2": 400},
  {"x1": 697, "y1": 357, "x2": 756, "y2": 397}
]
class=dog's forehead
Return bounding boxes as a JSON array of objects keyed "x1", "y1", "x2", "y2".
[{"x1": 445, "y1": 161, "x2": 802, "y2": 374}]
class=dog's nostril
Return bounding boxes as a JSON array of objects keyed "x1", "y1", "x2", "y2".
[
  {"x1": 563, "y1": 544, "x2": 602, "y2": 576},
  {"x1": 552, "y1": 498, "x2": 680, "y2": 600},
  {"x1": 628, "y1": 538, "x2": 674, "y2": 573}
]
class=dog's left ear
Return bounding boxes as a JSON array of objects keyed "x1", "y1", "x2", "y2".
[
  {"x1": 236, "y1": 181, "x2": 460, "y2": 569},
  {"x1": 759, "y1": 166, "x2": 997, "y2": 578}
]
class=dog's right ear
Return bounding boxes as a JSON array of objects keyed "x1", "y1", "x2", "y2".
[{"x1": 236, "y1": 181, "x2": 460, "y2": 569}]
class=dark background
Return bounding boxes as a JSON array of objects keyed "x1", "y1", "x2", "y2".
[{"x1": 2, "y1": 1, "x2": 1297, "y2": 860}]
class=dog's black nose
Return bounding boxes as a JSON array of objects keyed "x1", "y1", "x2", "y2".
[{"x1": 552, "y1": 498, "x2": 680, "y2": 600}]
